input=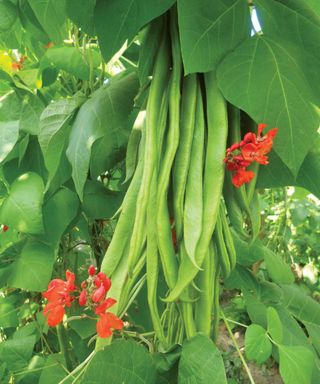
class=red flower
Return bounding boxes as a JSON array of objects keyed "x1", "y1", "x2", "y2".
[
  {"x1": 96, "y1": 312, "x2": 124, "y2": 338},
  {"x1": 43, "y1": 270, "x2": 76, "y2": 326},
  {"x1": 92, "y1": 285, "x2": 106, "y2": 303},
  {"x1": 43, "y1": 302, "x2": 65, "y2": 327},
  {"x1": 79, "y1": 290, "x2": 87, "y2": 306},
  {"x1": 95, "y1": 298, "x2": 117, "y2": 314},
  {"x1": 2, "y1": 225, "x2": 9, "y2": 232},
  {"x1": 88, "y1": 265, "x2": 96, "y2": 276},
  {"x1": 224, "y1": 123, "x2": 277, "y2": 188},
  {"x1": 232, "y1": 168, "x2": 255, "y2": 188}
]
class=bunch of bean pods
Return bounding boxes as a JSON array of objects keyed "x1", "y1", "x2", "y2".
[{"x1": 98, "y1": 11, "x2": 258, "y2": 350}]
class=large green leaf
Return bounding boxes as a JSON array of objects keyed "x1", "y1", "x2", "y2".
[
  {"x1": 278, "y1": 345, "x2": 314, "y2": 384},
  {"x1": 0, "y1": 121, "x2": 19, "y2": 163},
  {"x1": 217, "y1": 35, "x2": 320, "y2": 176},
  {"x1": 44, "y1": 47, "x2": 100, "y2": 80},
  {"x1": 245, "y1": 324, "x2": 272, "y2": 364},
  {"x1": 28, "y1": 0, "x2": 67, "y2": 44},
  {"x1": 257, "y1": 137, "x2": 320, "y2": 199},
  {"x1": 81, "y1": 340, "x2": 157, "y2": 384},
  {"x1": 0, "y1": 299, "x2": 18, "y2": 328},
  {"x1": 177, "y1": 0, "x2": 250, "y2": 74},
  {"x1": 273, "y1": 0, "x2": 320, "y2": 25},
  {"x1": 0, "y1": 172, "x2": 44, "y2": 234},
  {"x1": 178, "y1": 334, "x2": 227, "y2": 384},
  {"x1": 94, "y1": 0, "x2": 176, "y2": 62},
  {"x1": 0, "y1": 0, "x2": 17, "y2": 32},
  {"x1": 66, "y1": 72, "x2": 139, "y2": 199},
  {"x1": 66, "y1": 0, "x2": 96, "y2": 36},
  {"x1": 0, "y1": 335, "x2": 36, "y2": 372},
  {"x1": 255, "y1": 0, "x2": 320, "y2": 103},
  {"x1": 7, "y1": 239, "x2": 55, "y2": 291},
  {"x1": 39, "y1": 94, "x2": 84, "y2": 184}
]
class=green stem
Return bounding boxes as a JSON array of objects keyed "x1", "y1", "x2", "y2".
[
  {"x1": 221, "y1": 311, "x2": 256, "y2": 384},
  {"x1": 56, "y1": 324, "x2": 73, "y2": 372}
]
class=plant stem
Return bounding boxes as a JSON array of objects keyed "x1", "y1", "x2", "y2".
[
  {"x1": 221, "y1": 310, "x2": 256, "y2": 384},
  {"x1": 56, "y1": 324, "x2": 73, "y2": 372}
]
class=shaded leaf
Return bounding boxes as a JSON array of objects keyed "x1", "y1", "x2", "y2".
[
  {"x1": 0, "y1": 335, "x2": 36, "y2": 372},
  {"x1": 0, "y1": 300, "x2": 18, "y2": 328},
  {"x1": 28, "y1": 0, "x2": 67, "y2": 44},
  {"x1": 0, "y1": 0, "x2": 17, "y2": 32},
  {"x1": 94, "y1": 0, "x2": 175, "y2": 62},
  {"x1": 83, "y1": 180, "x2": 123, "y2": 220},
  {"x1": 44, "y1": 47, "x2": 100, "y2": 80},
  {"x1": 257, "y1": 137, "x2": 320, "y2": 199},
  {"x1": 178, "y1": 0, "x2": 250, "y2": 73},
  {"x1": 66, "y1": 72, "x2": 139, "y2": 199},
  {"x1": 217, "y1": 35, "x2": 320, "y2": 176},
  {"x1": 39, "y1": 94, "x2": 84, "y2": 184},
  {"x1": 66, "y1": 0, "x2": 96, "y2": 36}
]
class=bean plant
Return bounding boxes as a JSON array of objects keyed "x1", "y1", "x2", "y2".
[{"x1": 0, "y1": 1, "x2": 320, "y2": 383}]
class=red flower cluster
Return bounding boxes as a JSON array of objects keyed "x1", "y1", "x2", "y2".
[
  {"x1": 43, "y1": 270, "x2": 76, "y2": 326},
  {"x1": 78, "y1": 266, "x2": 123, "y2": 338},
  {"x1": 43, "y1": 266, "x2": 123, "y2": 338},
  {"x1": 224, "y1": 123, "x2": 278, "y2": 187}
]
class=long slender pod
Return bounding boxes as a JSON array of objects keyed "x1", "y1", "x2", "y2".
[
  {"x1": 219, "y1": 202, "x2": 237, "y2": 271},
  {"x1": 127, "y1": 35, "x2": 170, "y2": 275},
  {"x1": 165, "y1": 71, "x2": 228, "y2": 302},
  {"x1": 147, "y1": 171, "x2": 167, "y2": 347},
  {"x1": 172, "y1": 74, "x2": 197, "y2": 241},
  {"x1": 211, "y1": 243, "x2": 221, "y2": 342},
  {"x1": 156, "y1": 11, "x2": 181, "y2": 289},
  {"x1": 194, "y1": 245, "x2": 214, "y2": 336},
  {"x1": 213, "y1": 210, "x2": 231, "y2": 279},
  {"x1": 100, "y1": 128, "x2": 145, "y2": 277},
  {"x1": 183, "y1": 81, "x2": 204, "y2": 268}
]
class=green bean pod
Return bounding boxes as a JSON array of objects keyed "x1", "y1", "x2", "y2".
[
  {"x1": 194, "y1": 243, "x2": 215, "y2": 336},
  {"x1": 172, "y1": 73, "x2": 197, "y2": 241},
  {"x1": 127, "y1": 36, "x2": 170, "y2": 275},
  {"x1": 155, "y1": 13, "x2": 181, "y2": 290},
  {"x1": 165, "y1": 71, "x2": 228, "y2": 302},
  {"x1": 183, "y1": 81, "x2": 204, "y2": 268},
  {"x1": 100, "y1": 130, "x2": 145, "y2": 277},
  {"x1": 211, "y1": 243, "x2": 221, "y2": 341},
  {"x1": 219, "y1": 202, "x2": 237, "y2": 271},
  {"x1": 147, "y1": 171, "x2": 167, "y2": 347},
  {"x1": 213, "y1": 211, "x2": 231, "y2": 279}
]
